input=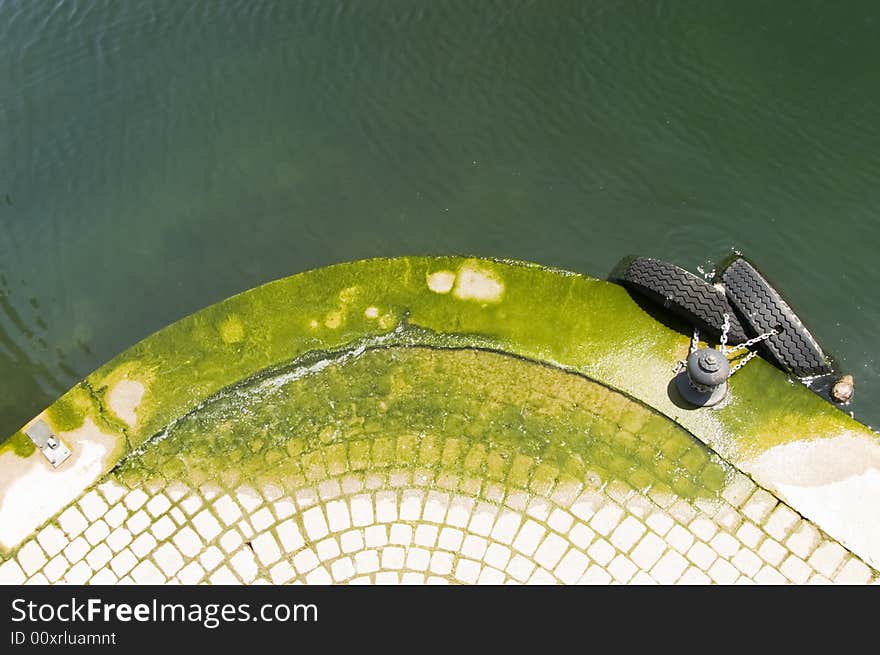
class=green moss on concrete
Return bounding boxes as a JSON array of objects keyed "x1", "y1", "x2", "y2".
[
  {"x1": 113, "y1": 347, "x2": 733, "y2": 501},
  {"x1": 7, "y1": 256, "x2": 875, "y2": 483}
]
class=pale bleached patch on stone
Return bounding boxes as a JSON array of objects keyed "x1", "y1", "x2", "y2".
[
  {"x1": 746, "y1": 433, "x2": 880, "y2": 487},
  {"x1": 324, "y1": 311, "x2": 343, "y2": 329},
  {"x1": 452, "y1": 265, "x2": 504, "y2": 303},
  {"x1": 746, "y1": 433, "x2": 880, "y2": 571},
  {"x1": 426, "y1": 270, "x2": 456, "y2": 294},
  {"x1": 772, "y1": 471, "x2": 880, "y2": 573},
  {"x1": 219, "y1": 314, "x2": 245, "y2": 344},
  {"x1": 0, "y1": 418, "x2": 119, "y2": 553},
  {"x1": 108, "y1": 380, "x2": 145, "y2": 428}
]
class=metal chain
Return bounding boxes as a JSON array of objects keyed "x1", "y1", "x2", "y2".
[
  {"x1": 727, "y1": 327, "x2": 778, "y2": 376},
  {"x1": 726, "y1": 328, "x2": 779, "y2": 353},
  {"x1": 729, "y1": 350, "x2": 759, "y2": 375},
  {"x1": 674, "y1": 325, "x2": 702, "y2": 373},
  {"x1": 719, "y1": 313, "x2": 730, "y2": 353},
  {"x1": 674, "y1": 317, "x2": 778, "y2": 377}
]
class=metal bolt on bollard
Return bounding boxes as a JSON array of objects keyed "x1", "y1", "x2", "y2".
[{"x1": 676, "y1": 347, "x2": 731, "y2": 407}]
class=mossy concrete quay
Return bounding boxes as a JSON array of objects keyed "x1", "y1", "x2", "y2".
[{"x1": 1, "y1": 257, "x2": 878, "y2": 581}]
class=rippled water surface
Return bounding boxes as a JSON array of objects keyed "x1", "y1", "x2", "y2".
[{"x1": 1, "y1": 0, "x2": 878, "y2": 436}]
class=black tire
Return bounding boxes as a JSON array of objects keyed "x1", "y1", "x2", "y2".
[
  {"x1": 719, "y1": 257, "x2": 832, "y2": 377},
  {"x1": 615, "y1": 257, "x2": 749, "y2": 344}
]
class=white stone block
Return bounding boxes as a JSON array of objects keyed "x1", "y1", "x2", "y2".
[
  {"x1": 707, "y1": 558, "x2": 739, "y2": 584},
  {"x1": 834, "y1": 558, "x2": 873, "y2": 584},
  {"x1": 454, "y1": 558, "x2": 481, "y2": 584},
  {"x1": 579, "y1": 565, "x2": 611, "y2": 585},
  {"x1": 251, "y1": 532, "x2": 282, "y2": 566},
  {"x1": 547, "y1": 508, "x2": 574, "y2": 534},
  {"x1": 414, "y1": 524, "x2": 438, "y2": 548},
  {"x1": 228, "y1": 548, "x2": 257, "y2": 583},
  {"x1": 406, "y1": 547, "x2": 430, "y2": 571},
  {"x1": 477, "y1": 567, "x2": 505, "y2": 585},
  {"x1": 89, "y1": 567, "x2": 119, "y2": 585},
  {"x1": 275, "y1": 519, "x2": 305, "y2": 553},
  {"x1": 709, "y1": 532, "x2": 740, "y2": 558},
  {"x1": 131, "y1": 559, "x2": 165, "y2": 584},
  {"x1": 106, "y1": 527, "x2": 133, "y2": 553},
  {"x1": 534, "y1": 533, "x2": 569, "y2": 570},
  {"x1": 445, "y1": 496, "x2": 474, "y2": 527},
  {"x1": 398, "y1": 490, "x2": 424, "y2": 521},
  {"x1": 741, "y1": 489, "x2": 777, "y2": 524},
  {"x1": 731, "y1": 548, "x2": 762, "y2": 577},
  {"x1": 145, "y1": 494, "x2": 171, "y2": 519},
  {"x1": 209, "y1": 566, "x2": 240, "y2": 585},
  {"x1": 79, "y1": 491, "x2": 109, "y2": 522},
  {"x1": 422, "y1": 491, "x2": 450, "y2": 523},
  {"x1": 373, "y1": 491, "x2": 397, "y2": 523},
  {"x1": 325, "y1": 499, "x2": 351, "y2": 533},
  {"x1": 309, "y1": 538, "x2": 334, "y2": 563},
  {"x1": 645, "y1": 511, "x2": 674, "y2": 537},
  {"x1": 63, "y1": 561, "x2": 92, "y2": 585},
  {"x1": 389, "y1": 523, "x2": 412, "y2": 546},
  {"x1": 609, "y1": 516, "x2": 646, "y2": 553},
  {"x1": 198, "y1": 546, "x2": 223, "y2": 573},
  {"x1": 764, "y1": 505, "x2": 799, "y2": 541},
  {"x1": 512, "y1": 520, "x2": 546, "y2": 557},
  {"x1": 429, "y1": 551, "x2": 453, "y2": 575},
  {"x1": 63, "y1": 537, "x2": 89, "y2": 564},
  {"x1": 686, "y1": 542, "x2": 717, "y2": 570},
  {"x1": 689, "y1": 517, "x2": 718, "y2": 542},
  {"x1": 666, "y1": 524, "x2": 695, "y2": 555},
  {"x1": 630, "y1": 533, "x2": 666, "y2": 570},
  {"x1": 757, "y1": 538, "x2": 787, "y2": 566},
  {"x1": 340, "y1": 529, "x2": 364, "y2": 554},
  {"x1": 364, "y1": 525, "x2": 388, "y2": 547},
  {"x1": 329, "y1": 557, "x2": 355, "y2": 583},
  {"x1": 177, "y1": 561, "x2": 205, "y2": 585},
  {"x1": 608, "y1": 555, "x2": 637, "y2": 583},
  {"x1": 808, "y1": 541, "x2": 846, "y2": 578},
  {"x1": 586, "y1": 538, "x2": 615, "y2": 567},
  {"x1": 349, "y1": 495, "x2": 374, "y2": 527},
  {"x1": 153, "y1": 543, "x2": 185, "y2": 577},
  {"x1": 462, "y1": 535, "x2": 488, "y2": 560},
  {"x1": 273, "y1": 497, "x2": 296, "y2": 520},
  {"x1": 43, "y1": 554, "x2": 69, "y2": 582},
  {"x1": 735, "y1": 521, "x2": 764, "y2": 550},
  {"x1": 567, "y1": 522, "x2": 595, "y2": 550},
  {"x1": 36, "y1": 525, "x2": 68, "y2": 557},
  {"x1": 150, "y1": 516, "x2": 176, "y2": 541},
  {"x1": 753, "y1": 565, "x2": 787, "y2": 584},
  {"x1": 381, "y1": 546, "x2": 406, "y2": 570},
  {"x1": 650, "y1": 550, "x2": 688, "y2": 584},
  {"x1": 124, "y1": 489, "x2": 149, "y2": 512},
  {"x1": 58, "y1": 506, "x2": 88, "y2": 538},
  {"x1": 589, "y1": 503, "x2": 624, "y2": 536},
  {"x1": 130, "y1": 532, "x2": 157, "y2": 559},
  {"x1": 554, "y1": 549, "x2": 589, "y2": 584},
  {"x1": 506, "y1": 554, "x2": 535, "y2": 582},
  {"x1": 125, "y1": 510, "x2": 151, "y2": 536},
  {"x1": 192, "y1": 510, "x2": 222, "y2": 541},
  {"x1": 353, "y1": 550, "x2": 379, "y2": 574},
  {"x1": 490, "y1": 509, "x2": 522, "y2": 545},
  {"x1": 468, "y1": 502, "x2": 498, "y2": 537}
]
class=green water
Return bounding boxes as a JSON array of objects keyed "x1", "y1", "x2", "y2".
[{"x1": 1, "y1": 0, "x2": 878, "y2": 438}]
